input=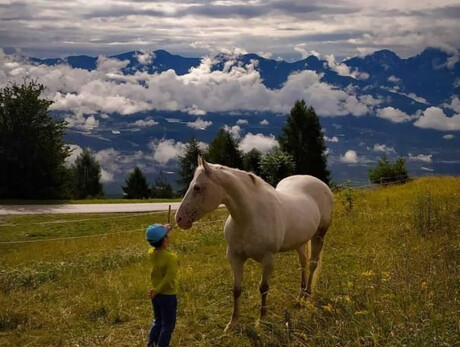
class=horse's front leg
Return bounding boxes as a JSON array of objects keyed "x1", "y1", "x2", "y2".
[
  {"x1": 225, "y1": 250, "x2": 246, "y2": 332},
  {"x1": 258, "y1": 254, "x2": 274, "y2": 323}
]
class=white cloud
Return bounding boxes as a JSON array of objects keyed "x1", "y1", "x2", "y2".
[
  {"x1": 187, "y1": 118, "x2": 213, "y2": 130},
  {"x1": 340, "y1": 150, "x2": 359, "y2": 163},
  {"x1": 65, "y1": 144, "x2": 83, "y2": 166},
  {"x1": 373, "y1": 144, "x2": 395, "y2": 154},
  {"x1": 260, "y1": 119, "x2": 269, "y2": 125},
  {"x1": 223, "y1": 125, "x2": 242, "y2": 140},
  {"x1": 131, "y1": 118, "x2": 159, "y2": 127},
  {"x1": 376, "y1": 107, "x2": 413, "y2": 123},
  {"x1": 150, "y1": 139, "x2": 185, "y2": 164},
  {"x1": 324, "y1": 54, "x2": 369, "y2": 80},
  {"x1": 408, "y1": 153, "x2": 432, "y2": 163},
  {"x1": 324, "y1": 136, "x2": 339, "y2": 143},
  {"x1": 136, "y1": 50, "x2": 155, "y2": 65},
  {"x1": 65, "y1": 114, "x2": 99, "y2": 131},
  {"x1": 443, "y1": 134, "x2": 455, "y2": 140},
  {"x1": 388, "y1": 75, "x2": 401, "y2": 83},
  {"x1": 447, "y1": 97, "x2": 460, "y2": 113},
  {"x1": 414, "y1": 107, "x2": 460, "y2": 131},
  {"x1": 236, "y1": 119, "x2": 248, "y2": 125},
  {"x1": 239, "y1": 133, "x2": 278, "y2": 153}
]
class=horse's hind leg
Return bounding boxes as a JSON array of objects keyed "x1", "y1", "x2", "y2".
[
  {"x1": 306, "y1": 228, "x2": 328, "y2": 295},
  {"x1": 296, "y1": 243, "x2": 309, "y2": 299}
]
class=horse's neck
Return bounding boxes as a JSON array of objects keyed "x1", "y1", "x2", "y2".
[{"x1": 216, "y1": 168, "x2": 271, "y2": 224}]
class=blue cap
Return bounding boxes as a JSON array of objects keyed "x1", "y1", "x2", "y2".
[{"x1": 146, "y1": 224, "x2": 169, "y2": 244}]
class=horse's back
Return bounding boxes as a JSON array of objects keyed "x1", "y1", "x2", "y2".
[{"x1": 276, "y1": 175, "x2": 334, "y2": 230}]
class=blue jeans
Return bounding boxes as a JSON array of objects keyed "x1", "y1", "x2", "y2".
[{"x1": 147, "y1": 294, "x2": 177, "y2": 347}]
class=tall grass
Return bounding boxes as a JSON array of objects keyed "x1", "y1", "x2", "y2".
[{"x1": 0, "y1": 177, "x2": 459, "y2": 346}]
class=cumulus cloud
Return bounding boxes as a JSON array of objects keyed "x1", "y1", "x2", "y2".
[
  {"x1": 324, "y1": 136, "x2": 339, "y2": 143},
  {"x1": 187, "y1": 118, "x2": 213, "y2": 130},
  {"x1": 136, "y1": 50, "x2": 155, "y2": 65},
  {"x1": 408, "y1": 153, "x2": 432, "y2": 163},
  {"x1": 260, "y1": 119, "x2": 269, "y2": 125},
  {"x1": 388, "y1": 75, "x2": 401, "y2": 83},
  {"x1": 239, "y1": 133, "x2": 278, "y2": 153},
  {"x1": 0, "y1": 52, "x2": 374, "y2": 121},
  {"x1": 414, "y1": 107, "x2": 460, "y2": 131},
  {"x1": 223, "y1": 125, "x2": 242, "y2": 140},
  {"x1": 340, "y1": 150, "x2": 359, "y2": 163},
  {"x1": 324, "y1": 54, "x2": 369, "y2": 80},
  {"x1": 376, "y1": 107, "x2": 413, "y2": 123},
  {"x1": 66, "y1": 144, "x2": 83, "y2": 166},
  {"x1": 443, "y1": 134, "x2": 455, "y2": 140},
  {"x1": 131, "y1": 118, "x2": 159, "y2": 127},
  {"x1": 372, "y1": 144, "x2": 395, "y2": 154},
  {"x1": 150, "y1": 139, "x2": 185, "y2": 164},
  {"x1": 236, "y1": 119, "x2": 248, "y2": 125}
]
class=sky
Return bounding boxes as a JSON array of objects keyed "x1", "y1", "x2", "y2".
[
  {"x1": 0, "y1": 0, "x2": 459, "y2": 187},
  {"x1": 1, "y1": 0, "x2": 460, "y2": 60}
]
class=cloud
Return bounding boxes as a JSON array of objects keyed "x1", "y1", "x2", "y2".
[
  {"x1": 260, "y1": 119, "x2": 269, "y2": 125},
  {"x1": 324, "y1": 136, "x2": 339, "y2": 143},
  {"x1": 443, "y1": 134, "x2": 455, "y2": 140},
  {"x1": 414, "y1": 107, "x2": 460, "y2": 131},
  {"x1": 376, "y1": 107, "x2": 413, "y2": 123},
  {"x1": 131, "y1": 118, "x2": 159, "y2": 127},
  {"x1": 372, "y1": 144, "x2": 395, "y2": 154},
  {"x1": 65, "y1": 144, "x2": 83, "y2": 166},
  {"x1": 150, "y1": 139, "x2": 185, "y2": 164},
  {"x1": 324, "y1": 54, "x2": 369, "y2": 80},
  {"x1": 239, "y1": 133, "x2": 278, "y2": 153},
  {"x1": 136, "y1": 50, "x2": 155, "y2": 65},
  {"x1": 340, "y1": 150, "x2": 359, "y2": 163},
  {"x1": 447, "y1": 97, "x2": 460, "y2": 113},
  {"x1": 388, "y1": 75, "x2": 401, "y2": 83},
  {"x1": 236, "y1": 119, "x2": 248, "y2": 125},
  {"x1": 187, "y1": 118, "x2": 213, "y2": 130},
  {"x1": 408, "y1": 153, "x2": 432, "y2": 163},
  {"x1": 0, "y1": 52, "x2": 374, "y2": 121},
  {"x1": 223, "y1": 125, "x2": 242, "y2": 140}
]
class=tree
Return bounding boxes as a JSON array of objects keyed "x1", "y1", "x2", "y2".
[
  {"x1": 369, "y1": 154, "x2": 409, "y2": 184},
  {"x1": 206, "y1": 128, "x2": 243, "y2": 169},
  {"x1": 279, "y1": 100, "x2": 330, "y2": 185},
  {"x1": 72, "y1": 148, "x2": 103, "y2": 199},
  {"x1": 0, "y1": 80, "x2": 71, "y2": 199},
  {"x1": 242, "y1": 148, "x2": 262, "y2": 176},
  {"x1": 177, "y1": 137, "x2": 204, "y2": 196},
  {"x1": 122, "y1": 166, "x2": 150, "y2": 199},
  {"x1": 151, "y1": 171, "x2": 174, "y2": 199},
  {"x1": 259, "y1": 147, "x2": 296, "y2": 186}
]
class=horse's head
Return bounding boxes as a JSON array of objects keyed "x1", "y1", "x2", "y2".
[{"x1": 175, "y1": 156, "x2": 223, "y2": 229}]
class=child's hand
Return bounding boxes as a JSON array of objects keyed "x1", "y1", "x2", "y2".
[
  {"x1": 164, "y1": 223, "x2": 172, "y2": 231},
  {"x1": 148, "y1": 289, "x2": 155, "y2": 299}
]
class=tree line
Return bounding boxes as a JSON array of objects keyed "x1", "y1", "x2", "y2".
[{"x1": 0, "y1": 80, "x2": 408, "y2": 200}]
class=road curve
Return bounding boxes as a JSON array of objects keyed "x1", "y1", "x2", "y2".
[{"x1": 0, "y1": 202, "x2": 182, "y2": 215}]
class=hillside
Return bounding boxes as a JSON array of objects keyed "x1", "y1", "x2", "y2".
[{"x1": 0, "y1": 177, "x2": 459, "y2": 346}]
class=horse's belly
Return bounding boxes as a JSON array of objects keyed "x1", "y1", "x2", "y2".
[{"x1": 279, "y1": 210, "x2": 320, "y2": 251}]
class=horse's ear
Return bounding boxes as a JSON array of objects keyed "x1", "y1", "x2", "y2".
[{"x1": 198, "y1": 156, "x2": 212, "y2": 175}]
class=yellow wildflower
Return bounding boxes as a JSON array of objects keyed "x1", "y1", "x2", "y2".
[{"x1": 322, "y1": 303, "x2": 333, "y2": 312}]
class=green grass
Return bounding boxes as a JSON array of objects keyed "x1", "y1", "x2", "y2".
[{"x1": 0, "y1": 177, "x2": 459, "y2": 346}]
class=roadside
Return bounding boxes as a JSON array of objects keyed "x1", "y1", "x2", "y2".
[{"x1": 0, "y1": 202, "x2": 182, "y2": 215}]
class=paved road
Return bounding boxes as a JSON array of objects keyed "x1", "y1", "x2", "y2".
[{"x1": 0, "y1": 202, "x2": 182, "y2": 215}]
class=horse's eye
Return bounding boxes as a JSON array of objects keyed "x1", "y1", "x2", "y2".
[{"x1": 193, "y1": 185, "x2": 201, "y2": 193}]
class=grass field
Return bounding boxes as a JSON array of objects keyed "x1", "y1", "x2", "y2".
[{"x1": 0, "y1": 177, "x2": 459, "y2": 346}]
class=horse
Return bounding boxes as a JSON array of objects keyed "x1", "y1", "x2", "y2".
[{"x1": 175, "y1": 156, "x2": 334, "y2": 331}]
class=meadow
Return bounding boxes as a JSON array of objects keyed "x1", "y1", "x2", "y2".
[{"x1": 0, "y1": 177, "x2": 459, "y2": 346}]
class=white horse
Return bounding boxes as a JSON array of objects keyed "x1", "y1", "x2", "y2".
[{"x1": 175, "y1": 156, "x2": 334, "y2": 330}]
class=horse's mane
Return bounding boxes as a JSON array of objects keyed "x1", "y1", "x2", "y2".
[{"x1": 209, "y1": 163, "x2": 266, "y2": 188}]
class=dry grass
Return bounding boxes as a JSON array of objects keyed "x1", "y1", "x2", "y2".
[{"x1": 0, "y1": 177, "x2": 459, "y2": 346}]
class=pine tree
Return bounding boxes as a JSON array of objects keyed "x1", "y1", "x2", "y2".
[
  {"x1": 0, "y1": 80, "x2": 71, "y2": 199},
  {"x1": 259, "y1": 147, "x2": 295, "y2": 186},
  {"x1": 151, "y1": 171, "x2": 174, "y2": 198},
  {"x1": 122, "y1": 166, "x2": 150, "y2": 199},
  {"x1": 279, "y1": 100, "x2": 330, "y2": 185},
  {"x1": 177, "y1": 137, "x2": 203, "y2": 196},
  {"x1": 242, "y1": 148, "x2": 262, "y2": 176},
  {"x1": 72, "y1": 149, "x2": 103, "y2": 199},
  {"x1": 369, "y1": 154, "x2": 408, "y2": 184},
  {"x1": 206, "y1": 128, "x2": 243, "y2": 169}
]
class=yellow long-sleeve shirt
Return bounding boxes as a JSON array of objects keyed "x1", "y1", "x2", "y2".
[{"x1": 148, "y1": 248, "x2": 179, "y2": 295}]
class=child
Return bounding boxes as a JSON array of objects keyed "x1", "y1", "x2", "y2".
[{"x1": 146, "y1": 223, "x2": 178, "y2": 347}]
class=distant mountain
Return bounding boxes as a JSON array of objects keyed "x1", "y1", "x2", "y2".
[{"x1": 27, "y1": 48, "x2": 460, "y2": 194}]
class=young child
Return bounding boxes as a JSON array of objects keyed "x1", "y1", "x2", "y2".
[{"x1": 146, "y1": 223, "x2": 178, "y2": 347}]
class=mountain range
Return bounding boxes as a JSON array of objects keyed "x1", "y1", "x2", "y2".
[{"x1": 26, "y1": 47, "x2": 460, "y2": 194}]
